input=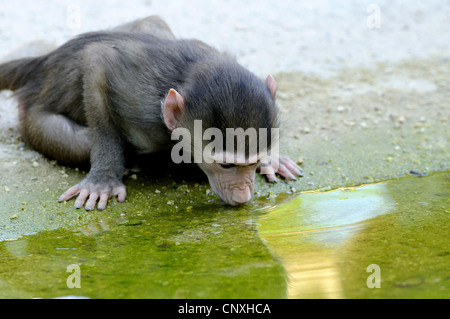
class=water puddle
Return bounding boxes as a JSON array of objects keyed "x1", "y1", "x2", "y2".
[
  {"x1": 0, "y1": 172, "x2": 448, "y2": 298},
  {"x1": 0, "y1": 203, "x2": 286, "y2": 299},
  {"x1": 258, "y1": 172, "x2": 449, "y2": 298}
]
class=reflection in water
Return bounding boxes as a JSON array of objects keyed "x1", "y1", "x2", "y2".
[
  {"x1": 4, "y1": 238, "x2": 29, "y2": 258},
  {"x1": 1, "y1": 173, "x2": 447, "y2": 298},
  {"x1": 258, "y1": 183, "x2": 396, "y2": 298},
  {"x1": 280, "y1": 251, "x2": 344, "y2": 299}
]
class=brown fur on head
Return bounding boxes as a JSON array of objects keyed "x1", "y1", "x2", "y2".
[
  {"x1": 163, "y1": 60, "x2": 279, "y2": 205},
  {"x1": 180, "y1": 59, "x2": 279, "y2": 153}
]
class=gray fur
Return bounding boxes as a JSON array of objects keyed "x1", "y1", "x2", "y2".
[{"x1": 0, "y1": 16, "x2": 279, "y2": 204}]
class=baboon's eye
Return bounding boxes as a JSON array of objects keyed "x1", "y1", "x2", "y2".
[{"x1": 219, "y1": 163, "x2": 235, "y2": 169}]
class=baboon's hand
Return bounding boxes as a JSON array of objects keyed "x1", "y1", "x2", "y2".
[
  {"x1": 257, "y1": 155, "x2": 303, "y2": 183},
  {"x1": 59, "y1": 175, "x2": 126, "y2": 211}
]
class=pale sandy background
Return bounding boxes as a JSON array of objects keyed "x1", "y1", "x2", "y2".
[{"x1": 1, "y1": 0, "x2": 449, "y2": 76}]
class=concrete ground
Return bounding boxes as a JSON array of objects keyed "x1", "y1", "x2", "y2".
[{"x1": 0, "y1": 1, "x2": 449, "y2": 240}]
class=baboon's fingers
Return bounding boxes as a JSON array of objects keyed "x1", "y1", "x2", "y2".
[
  {"x1": 58, "y1": 185, "x2": 81, "y2": 202},
  {"x1": 280, "y1": 156, "x2": 303, "y2": 177},
  {"x1": 74, "y1": 189, "x2": 90, "y2": 209}
]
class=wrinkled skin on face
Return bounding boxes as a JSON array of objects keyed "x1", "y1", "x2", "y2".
[
  {"x1": 198, "y1": 162, "x2": 257, "y2": 206},
  {"x1": 197, "y1": 154, "x2": 302, "y2": 206}
]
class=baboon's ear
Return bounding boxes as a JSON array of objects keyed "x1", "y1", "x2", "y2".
[
  {"x1": 265, "y1": 74, "x2": 277, "y2": 98},
  {"x1": 163, "y1": 88, "x2": 185, "y2": 130}
]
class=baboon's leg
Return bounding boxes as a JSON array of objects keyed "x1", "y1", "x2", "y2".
[{"x1": 19, "y1": 101, "x2": 91, "y2": 166}]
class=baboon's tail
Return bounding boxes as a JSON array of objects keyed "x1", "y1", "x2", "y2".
[{"x1": 0, "y1": 57, "x2": 42, "y2": 91}]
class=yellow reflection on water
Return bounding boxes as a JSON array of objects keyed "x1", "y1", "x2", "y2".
[{"x1": 258, "y1": 183, "x2": 396, "y2": 298}]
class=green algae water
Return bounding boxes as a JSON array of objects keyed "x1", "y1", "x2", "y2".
[
  {"x1": 0, "y1": 172, "x2": 448, "y2": 298},
  {"x1": 259, "y1": 172, "x2": 449, "y2": 298},
  {"x1": 0, "y1": 206, "x2": 286, "y2": 299}
]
